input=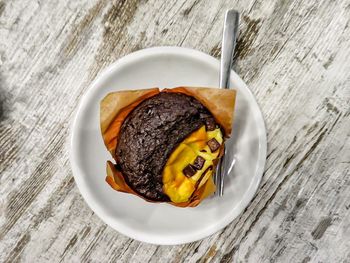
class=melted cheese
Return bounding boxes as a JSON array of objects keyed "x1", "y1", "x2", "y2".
[{"x1": 162, "y1": 126, "x2": 223, "y2": 203}]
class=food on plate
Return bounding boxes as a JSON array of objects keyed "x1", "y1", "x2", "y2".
[{"x1": 100, "y1": 87, "x2": 236, "y2": 207}]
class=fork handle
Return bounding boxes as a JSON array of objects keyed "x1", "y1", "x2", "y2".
[{"x1": 219, "y1": 9, "x2": 239, "y2": 89}]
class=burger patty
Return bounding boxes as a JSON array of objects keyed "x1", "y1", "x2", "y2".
[{"x1": 116, "y1": 92, "x2": 217, "y2": 201}]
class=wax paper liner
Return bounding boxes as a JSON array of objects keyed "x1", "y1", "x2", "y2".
[{"x1": 100, "y1": 87, "x2": 236, "y2": 207}]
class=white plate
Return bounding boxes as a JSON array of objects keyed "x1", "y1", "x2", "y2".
[{"x1": 70, "y1": 47, "x2": 267, "y2": 245}]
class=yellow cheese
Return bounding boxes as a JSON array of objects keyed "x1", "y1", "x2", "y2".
[{"x1": 162, "y1": 125, "x2": 223, "y2": 203}]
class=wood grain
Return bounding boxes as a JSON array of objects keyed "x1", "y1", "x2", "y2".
[{"x1": 1, "y1": 0, "x2": 349, "y2": 262}]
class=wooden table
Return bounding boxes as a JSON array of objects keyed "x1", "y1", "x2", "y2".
[{"x1": 1, "y1": 0, "x2": 349, "y2": 262}]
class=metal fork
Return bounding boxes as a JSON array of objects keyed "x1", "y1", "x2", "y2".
[{"x1": 215, "y1": 9, "x2": 240, "y2": 196}]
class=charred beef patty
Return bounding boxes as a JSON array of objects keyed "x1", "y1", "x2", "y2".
[{"x1": 115, "y1": 92, "x2": 218, "y2": 201}]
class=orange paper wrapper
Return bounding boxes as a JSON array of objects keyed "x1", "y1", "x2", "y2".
[{"x1": 100, "y1": 87, "x2": 236, "y2": 207}]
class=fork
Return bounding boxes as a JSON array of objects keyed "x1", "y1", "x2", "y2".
[{"x1": 215, "y1": 9, "x2": 240, "y2": 196}]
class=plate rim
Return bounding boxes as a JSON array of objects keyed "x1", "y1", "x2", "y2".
[{"x1": 69, "y1": 46, "x2": 267, "y2": 245}]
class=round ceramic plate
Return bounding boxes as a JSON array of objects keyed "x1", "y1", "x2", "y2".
[{"x1": 70, "y1": 47, "x2": 267, "y2": 245}]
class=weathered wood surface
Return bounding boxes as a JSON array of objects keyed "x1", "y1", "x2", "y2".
[{"x1": 0, "y1": 0, "x2": 349, "y2": 262}]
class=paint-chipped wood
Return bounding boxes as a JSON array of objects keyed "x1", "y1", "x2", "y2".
[{"x1": 0, "y1": 0, "x2": 349, "y2": 262}]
